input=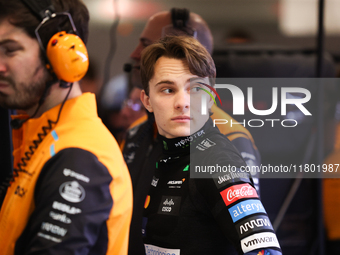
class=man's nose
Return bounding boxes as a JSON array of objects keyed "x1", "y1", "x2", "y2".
[
  {"x1": 0, "y1": 58, "x2": 7, "y2": 74},
  {"x1": 174, "y1": 90, "x2": 190, "y2": 111},
  {"x1": 130, "y1": 43, "x2": 144, "y2": 61}
]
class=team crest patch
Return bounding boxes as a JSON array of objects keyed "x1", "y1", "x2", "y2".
[{"x1": 59, "y1": 181, "x2": 85, "y2": 203}]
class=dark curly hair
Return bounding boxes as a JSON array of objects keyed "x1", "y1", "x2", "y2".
[{"x1": 0, "y1": 0, "x2": 89, "y2": 45}]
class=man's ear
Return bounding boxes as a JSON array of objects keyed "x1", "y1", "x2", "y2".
[{"x1": 140, "y1": 90, "x2": 153, "y2": 113}]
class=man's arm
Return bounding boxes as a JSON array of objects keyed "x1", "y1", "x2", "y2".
[
  {"x1": 193, "y1": 175, "x2": 281, "y2": 255},
  {"x1": 228, "y1": 135, "x2": 261, "y2": 193},
  {"x1": 15, "y1": 148, "x2": 115, "y2": 255},
  {"x1": 211, "y1": 105, "x2": 261, "y2": 193},
  {"x1": 192, "y1": 136, "x2": 280, "y2": 255}
]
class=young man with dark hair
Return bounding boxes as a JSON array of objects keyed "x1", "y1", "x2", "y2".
[
  {"x1": 121, "y1": 9, "x2": 261, "y2": 254},
  {"x1": 0, "y1": 0, "x2": 132, "y2": 254},
  {"x1": 139, "y1": 35, "x2": 281, "y2": 255}
]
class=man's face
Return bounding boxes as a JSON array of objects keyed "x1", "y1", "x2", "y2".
[
  {"x1": 129, "y1": 14, "x2": 170, "y2": 89},
  {"x1": 0, "y1": 19, "x2": 49, "y2": 111},
  {"x1": 120, "y1": 87, "x2": 146, "y2": 129},
  {"x1": 130, "y1": 14, "x2": 169, "y2": 65},
  {"x1": 141, "y1": 56, "x2": 212, "y2": 139}
]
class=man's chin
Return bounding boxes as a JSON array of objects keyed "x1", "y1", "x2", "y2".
[
  {"x1": 0, "y1": 97, "x2": 15, "y2": 109},
  {"x1": 172, "y1": 127, "x2": 192, "y2": 138},
  {"x1": 0, "y1": 98, "x2": 39, "y2": 112}
]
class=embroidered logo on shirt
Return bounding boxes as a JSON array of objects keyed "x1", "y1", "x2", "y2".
[
  {"x1": 241, "y1": 232, "x2": 280, "y2": 253},
  {"x1": 228, "y1": 199, "x2": 266, "y2": 223},
  {"x1": 167, "y1": 179, "x2": 185, "y2": 189},
  {"x1": 52, "y1": 201, "x2": 82, "y2": 214},
  {"x1": 49, "y1": 211, "x2": 72, "y2": 224},
  {"x1": 14, "y1": 185, "x2": 27, "y2": 197},
  {"x1": 236, "y1": 215, "x2": 273, "y2": 239},
  {"x1": 59, "y1": 181, "x2": 85, "y2": 203},
  {"x1": 220, "y1": 183, "x2": 258, "y2": 206},
  {"x1": 158, "y1": 196, "x2": 181, "y2": 215},
  {"x1": 257, "y1": 249, "x2": 271, "y2": 255},
  {"x1": 63, "y1": 168, "x2": 90, "y2": 183},
  {"x1": 151, "y1": 177, "x2": 159, "y2": 187},
  {"x1": 144, "y1": 244, "x2": 180, "y2": 255},
  {"x1": 41, "y1": 222, "x2": 67, "y2": 237},
  {"x1": 212, "y1": 171, "x2": 250, "y2": 189},
  {"x1": 174, "y1": 130, "x2": 205, "y2": 148},
  {"x1": 196, "y1": 138, "x2": 216, "y2": 151},
  {"x1": 163, "y1": 141, "x2": 168, "y2": 150}
]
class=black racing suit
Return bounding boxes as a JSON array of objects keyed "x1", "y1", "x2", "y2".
[
  {"x1": 123, "y1": 111, "x2": 261, "y2": 254},
  {"x1": 142, "y1": 119, "x2": 281, "y2": 255}
]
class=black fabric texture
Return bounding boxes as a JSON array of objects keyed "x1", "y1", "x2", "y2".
[
  {"x1": 142, "y1": 119, "x2": 282, "y2": 255},
  {"x1": 15, "y1": 148, "x2": 113, "y2": 255}
]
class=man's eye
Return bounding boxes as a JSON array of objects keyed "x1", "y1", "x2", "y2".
[
  {"x1": 142, "y1": 42, "x2": 151, "y2": 48},
  {"x1": 162, "y1": 88, "x2": 173, "y2": 94},
  {"x1": 191, "y1": 86, "x2": 202, "y2": 93},
  {"x1": 5, "y1": 48, "x2": 17, "y2": 55}
]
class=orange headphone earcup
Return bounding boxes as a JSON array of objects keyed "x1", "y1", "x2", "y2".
[{"x1": 46, "y1": 31, "x2": 89, "y2": 83}]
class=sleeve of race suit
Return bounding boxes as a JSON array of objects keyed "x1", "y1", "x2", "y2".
[
  {"x1": 192, "y1": 133, "x2": 281, "y2": 255},
  {"x1": 15, "y1": 148, "x2": 114, "y2": 255}
]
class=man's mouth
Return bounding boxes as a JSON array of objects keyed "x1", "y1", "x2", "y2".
[
  {"x1": 0, "y1": 81, "x2": 10, "y2": 88},
  {"x1": 172, "y1": 116, "x2": 191, "y2": 121}
]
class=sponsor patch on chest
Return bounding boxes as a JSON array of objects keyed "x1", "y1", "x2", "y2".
[{"x1": 157, "y1": 196, "x2": 181, "y2": 216}]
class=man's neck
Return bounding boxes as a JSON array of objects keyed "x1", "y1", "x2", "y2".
[{"x1": 26, "y1": 81, "x2": 82, "y2": 118}]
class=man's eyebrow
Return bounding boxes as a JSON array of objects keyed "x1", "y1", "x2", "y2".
[
  {"x1": 190, "y1": 77, "x2": 206, "y2": 83},
  {"x1": 0, "y1": 39, "x2": 19, "y2": 46},
  {"x1": 155, "y1": 80, "x2": 174, "y2": 86}
]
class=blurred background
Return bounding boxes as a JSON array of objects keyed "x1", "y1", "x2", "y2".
[
  {"x1": 83, "y1": 0, "x2": 340, "y2": 85},
  {"x1": 1, "y1": 1, "x2": 340, "y2": 254},
  {"x1": 79, "y1": 2, "x2": 340, "y2": 254}
]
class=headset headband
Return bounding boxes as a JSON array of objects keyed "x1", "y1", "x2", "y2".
[
  {"x1": 20, "y1": 0, "x2": 89, "y2": 84},
  {"x1": 171, "y1": 8, "x2": 190, "y2": 28},
  {"x1": 21, "y1": 0, "x2": 55, "y2": 20},
  {"x1": 162, "y1": 8, "x2": 197, "y2": 39},
  {"x1": 35, "y1": 12, "x2": 78, "y2": 51}
]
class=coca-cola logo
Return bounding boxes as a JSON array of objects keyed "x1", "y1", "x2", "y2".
[
  {"x1": 220, "y1": 184, "x2": 258, "y2": 207},
  {"x1": 227, "y1": 185, "x2": 254, "y2": 201}
]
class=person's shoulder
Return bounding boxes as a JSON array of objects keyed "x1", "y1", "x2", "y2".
[
  {"x1": 193, "y1": 126, "x2": 246, "y2": 167},
  {"x1": 125, "y1": 115, "x2": 149, "y2": 139},
  {"x1": 124, "y1": 114, "x2": 158, "y2": 145},
  {"x1": 119, "y1": 116, "x2": 149, "y2": 149},
  {"x1": 58, "y1": 93, "x2": 116, "y2": 143},
  {"x1": 54, "y1": 115, "x2": 123, "y2": 166},
  {"x1": 61, "y1": 116, "x2": 117, "y2": 146},
  {"x1": 210, "y1": 105, "x2": 256, "y2": 144},
  {"x1": 129, "y1": 114, "x2": 148, "y2": 130},
  {"x1": 195, "y1": 127, "x2": 230, "y2": 151}
]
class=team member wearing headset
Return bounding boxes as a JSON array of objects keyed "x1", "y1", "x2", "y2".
[
  {"x1": 121, "y1": 8, "x2": 261, "y2": 254},
  {"x1": 139, "y1": 35, "x2": 281, "y2": 255},
  {"x1": 0, "y1": 0, "x2": 132, "y2": 254}
]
